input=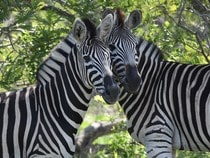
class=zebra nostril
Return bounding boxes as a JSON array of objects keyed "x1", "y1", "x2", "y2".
[
  {"x1": 124, "y1": 78, "x2": 128, "y2": 84},
  {"x1": 106, "y1": 89, "x2": 111, "y2": 95},
  {"x1": 124, "y1": 65, "x2": 142, "y2": 93},
  {"x1": 107, "y1": 84, "x2": 119, "y2": 96},
  {"x1": 103, "y1": 75, "x2": 120, "y2": 104}
]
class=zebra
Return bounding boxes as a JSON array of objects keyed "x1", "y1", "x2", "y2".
[
  {"x1": 97, "y1": 8, "x2": 142, "y2": 94},
  {"x1": 0, "y1": 18, "x2": 120, "y2": 157},
  {"x1": 99, "y1": 9, "x2": 210, "y2": 158}
]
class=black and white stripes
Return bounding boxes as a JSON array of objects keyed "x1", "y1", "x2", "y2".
[
  {"x1": 0, "y1": 87, "x2": 38, "y2": 158},
  {"x1": 119, "y1": 30, "x2": 210, "y2": 157},
  {"x1": 0, "y1": 18, "x2": 119, "y2": 157},
  {"x1": 97, "y1": 8, "x2": 142, "y2": 94}
]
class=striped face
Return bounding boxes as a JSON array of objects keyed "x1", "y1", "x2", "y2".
[
  {"x1": 98, "y1": 9, "x2": 142, "y2": 94},
  {"x1": 73, "y1": 19, "x2": 120, "y2": 104},
  {"x1": 108, "y1": 27, "x2": 141, "y2": 93}
]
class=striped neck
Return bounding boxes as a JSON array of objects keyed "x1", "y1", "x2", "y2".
[
  {"x1": 119, "y1": 38, "x2": 164, "y2": 113},
  {"x1": 136, "y1": 38, "x2": 163, "y2": 62},
  {"x1": 35, "y1": 34, "x2": 92, "y2": 132}
]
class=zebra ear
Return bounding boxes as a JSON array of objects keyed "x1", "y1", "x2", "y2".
[
  {"x1": 102, "y1": 8, "x2": 114, "y2": 19},
  {"x1": 97, "y1": 14, "x2": 114, "y2": 42},
  {"x1": 125, "y1": 10, "x2": 142, "y2": 29},
  {"x1": 72, "y1": 18, "x2": 87, "y2": 43}
]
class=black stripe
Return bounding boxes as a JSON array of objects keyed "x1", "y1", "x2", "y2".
[
  {"x1": 64, "y1": 38, "x2": 75, "y2": 48},
  {"x1": 0, "y1": 92, "x2": 6, "y2": 157},
  {"x1": 18, "y1": 88, "x2": 27, "y2": 156},
  {"x1": 7, "y1": 91, "x2": 16, "y2": 156}
]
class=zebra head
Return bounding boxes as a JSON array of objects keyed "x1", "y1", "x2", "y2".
[
  {"x1": 72, "y1": 18, "x2": 120, "y2": 104},
  {"x1": 97, "y1": 8, "x2": 142, "y2": 94}
]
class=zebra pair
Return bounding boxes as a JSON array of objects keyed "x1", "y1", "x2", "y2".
[
  {"x1": 1, "y1": 8, "x2": 210, "y2": 158},
  {"x1": 0, "y1": 18, "x2": 122, "y2": 157},
  {"x1": 98, "y1": 8, "x2": 210, "y2": 158}
]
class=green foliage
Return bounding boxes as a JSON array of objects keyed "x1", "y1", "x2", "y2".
[
  {"x1": 78, "y1": 97, "x2": 146, "y2": 158},
  {"x1": 177, "y1": 150, "x2": 210, "y2": 158},
  {"x1": 128, "y1": 0, "x2": 210, "y2": 65},
  {"x1": 0, "y1": 1, "x2": 71, "y2": 90},
  {"x1": 93, "y1": 132, "x2": 146, "y2": 158}
]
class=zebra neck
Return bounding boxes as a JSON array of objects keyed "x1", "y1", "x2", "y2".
[
  {"x1": 35, "y1": 35, "x2": 92, "y2": 130},
  {"x1": 119, "y1": 38, "x2": 164, "y2": 105},
  {"x1": 119, "y1": 58, "x2": 164, "y2": 117},
  {"x1": 137, "y1": 38, "x2": 163, "y2": 62}
]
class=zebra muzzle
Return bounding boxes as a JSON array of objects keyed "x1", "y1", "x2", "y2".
[
  {"x1": 102, "y1": 75, "x2": 120, "y2": 104},
  {"x1": 124, "y1": 65, "x2": 142, "y2": 93}
]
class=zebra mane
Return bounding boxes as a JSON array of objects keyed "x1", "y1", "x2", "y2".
[
  {"x1": 137, "y1": 37, "x2": 165, "y2": 62},
  {"x1": 115, "y1": 8, "x2": 126, "y2": 27},
  {"x1": 102, "y1": 8, "x2": 125, "y2": 27},
  {"x1": 81, "y1": 18, "x2": 97, "y2": 38}
]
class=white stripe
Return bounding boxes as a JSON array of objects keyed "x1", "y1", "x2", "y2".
[
  {"x1": 2, "y1": 96, "x2": 9, "y2": 157},
  {"x1": 139, "y1": 40, "x2": 148, "y2": 55},
  {"x1": 38, "y1": 69, "x2": 51, "y2": 83},
  {"x1": 57, "y1": 60, "x2": 87, "y2": 119},
  {"x1": 38, "y1": 132, "x2": 57, "y2": 154},
  {"x1": 51, "y1": 51, "x2": 66, "y2": 63},
  {"x1": 45, "y1": 60, "x2": 61, "y2": 71},
  {"x1": 194, "y1": 68, "x2": 210, "y2": 149},
  {"x1": 56, "y1": 41, "x2": 72, "y2": 54},
  {"x1": 42, "y1": 85, "x2": 75, "y2": 153},
  {"x1": 23, "y1": 87, "x2": 33, "y2": 157},
  {"x1": 27, "y1": 89, "x2": 40, "y2": 156},
  {"x1": 14, "y1": 90, "x2": 21, "y2": 157},
  {"x1": 67, "y1": 56, "x2": 92, "y2": 100},
  {"x1": 206, "y1": 94, "x2": 210, "y2": 136},
  {"x1": 40, "y1": 65, "x2": 59, "y2": 116},
  {"x1": 41, "y1": 107, "x2": 74, "y2": 156}
]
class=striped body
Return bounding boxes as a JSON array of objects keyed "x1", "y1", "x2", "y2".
[
  {"x1": 0, "y1": 19, "x2": 119, "y2": 157},
  {"x1": 0, "y1": 87, "x2": 39, "y2": 157},
  {"x1": 99, "y1": 9, "x2": 210, "y2": 157},
  {"x1": 119, "y1": 38, "x2": 210, "y2": 157},
  {"x1": 0, "y1": 38, "x2": 92, "y2": 157}
]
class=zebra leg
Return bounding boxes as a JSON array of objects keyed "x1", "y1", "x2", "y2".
[
  {"x1": 145, "y1": 141, "x2": 174, "y2": 158},
  {"x1": 144, "y1": 106, "x2": 174, "y2": 158},
  {"x1": 143, "y1": 122, "x2": 174, "y2": 158}
]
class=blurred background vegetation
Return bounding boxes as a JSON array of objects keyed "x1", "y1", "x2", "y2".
[{"x1": 0, "y1": 0, "x2": 210, "y2": 157}]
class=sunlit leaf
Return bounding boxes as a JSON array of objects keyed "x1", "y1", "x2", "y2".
[{"x1": 169, "y1": 4, "x2": 178, "y2": 12}]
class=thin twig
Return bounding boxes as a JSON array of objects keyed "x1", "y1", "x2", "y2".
[
  {"x1": 177, "y1": 0, "x2": 186, "y2": 24},
  {"x1": 196, "y1": 33, "x2": 210, "y2": 63},
  {"x1": 40, "y1": 4, "x2": 75, "y2": 21},
  {"x1": 7, "y1": 31, "x2": 16, "y2": 51}
]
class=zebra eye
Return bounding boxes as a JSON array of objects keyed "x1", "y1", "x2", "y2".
[
  {"x1": 109, "y1": 44, "x2": 116, "y2": 51},
  {"x1": 83, "y1": 55, "x2": 91, "y2": 62},
  {"x1": 136, "y1": 43, "x2": 140, "y2": 50}
]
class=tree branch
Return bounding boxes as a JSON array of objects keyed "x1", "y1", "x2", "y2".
[
  {"x1": 163, "y1": 0, "x2": 210, "y2": 63},
  {"x1": 191, "y1": 0, "x2": 209, "y2": 15},
  {"x1": 196, "y1": 32, "x2": 210, "y2": 63},
  {"x1": 75, "y1": 119, "x2": 126, "y2": 155},
  {"x1": 40, "y1": 4, "x2": 75, "y2": 21}
]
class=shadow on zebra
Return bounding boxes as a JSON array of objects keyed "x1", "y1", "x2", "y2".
[
  {"x1": 0, "y1": 18, "x2": 120, "y2": 157},
  {"x1": 98, "y1": 8, "x2": 210, "y2": 158}
]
